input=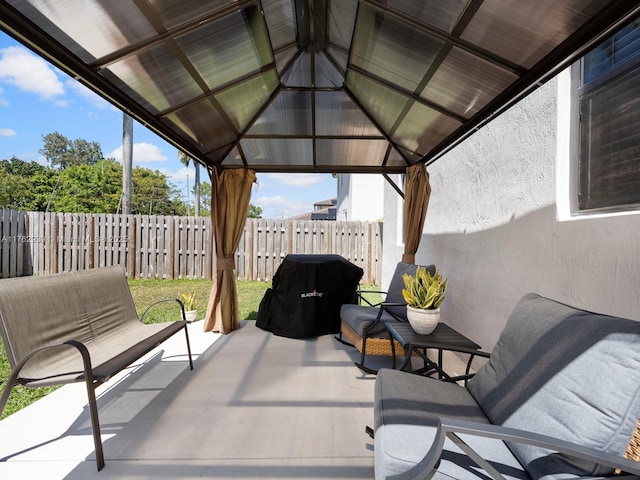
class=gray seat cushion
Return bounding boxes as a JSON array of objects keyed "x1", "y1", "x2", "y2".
[
  {"x1": 340, "y1": 262, "x2": 436, "y2": 335},
  {"x1": 374, "y1": 368, "x2": 529, "y2": 480},
  {"x1": 340, "y1": 304, "x2": 398, "y2": 336},
  {"x1": 468, "y1": 293, "x2": 640, "y2": 480}
]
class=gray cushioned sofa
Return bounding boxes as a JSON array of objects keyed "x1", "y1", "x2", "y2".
[{"x1": 374, "y1": 293, "x2": 640, "y2": 479}]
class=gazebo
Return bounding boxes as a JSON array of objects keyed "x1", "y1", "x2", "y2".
[{"x1": 1, "y1": 0, "x2": 637, "y2": 333}]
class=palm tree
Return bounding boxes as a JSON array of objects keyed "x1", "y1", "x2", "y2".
[{"x1": 178, "y1": 151, "x2": 200, "y2": 216}]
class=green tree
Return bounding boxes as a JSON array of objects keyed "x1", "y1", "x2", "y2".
[
  {"x1": 248, "y1": 204, "x2": 263, "y2": 218},
  {"x1": 131, "y1": 167, "x2": 186, "y2": 215},
  {"x1": 48, "y1": 160, "x2": 122, "y2": 213},
  {"x1": 0, "y1": 157, "x2": 56, "y2": 210},
  {"x1": 0, "y1": 156, "x2": 49, "y2": 177},
  {"x1": 3, "y1": 132, "x2": 191, "y2": 214},
  {"x1": 39, "y1": 132, "x2": 103, "y2": 169},
  {"x1": 194, "y1": 181, "x2": 211, "y2": 217},
  {"x1": 0, "y1": 154, "x2": 188, "y2": 214}
]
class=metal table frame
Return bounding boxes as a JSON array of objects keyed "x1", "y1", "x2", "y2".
[{"x1": 385, "y1": 322, "x2": 488, "y2": 383}]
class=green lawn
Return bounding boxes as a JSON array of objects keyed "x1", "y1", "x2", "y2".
[
  {"x1": 127, "y1": 278, "x2": 270, "y2": 324},
  {"x1": 0, "y1": 278, "x2": 380, "y2": 420}
]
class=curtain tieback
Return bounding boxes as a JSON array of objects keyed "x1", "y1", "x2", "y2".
[
  {"x1": 401, "y1": 253, "x2": 415, "y2": 264},
  {"x1": 217, "y1": 256, "x2": 235, "y2": 271}
]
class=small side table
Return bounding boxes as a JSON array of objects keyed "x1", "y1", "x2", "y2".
[{"x1": 385, "y1": 322, "x2": 484, "y2": 382}]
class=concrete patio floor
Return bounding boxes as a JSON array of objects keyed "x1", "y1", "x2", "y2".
[{"x1": 0, "y1": 320, "x2": 470, "y2": 479}]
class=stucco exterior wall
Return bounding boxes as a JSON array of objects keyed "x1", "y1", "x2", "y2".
[
  {"x1": 384, "y1": 73, "x2": 640, "y2": 351},
  {"x1": 336, "y1": 174, "x2": 384, "y2": 221}
]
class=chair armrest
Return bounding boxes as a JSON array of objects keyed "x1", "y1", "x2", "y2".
[
  {"x1": 0, "y1": 340, "x2": 93, "y2": 414},
  {"x1": 140, "y1": 298, "x2": 186, "y2": 323},
  {"x1": 440, "y1": 349, "x2": 490, "y2": 385},
  {"x1": 356, "y1": 289, "x2": 388, "y2": 307},
  {"x1": 379, "y1": 302, "x2": 409, "y2": 322},
  {"x1": 362, "y1": 302, "x2": 408, "y2": 334},
  {"x1": 380, "y1": 302, "x2": 405, "y2": 308},
  {"x1": 389, "y1": 417, "x2": 640, "y2": 480}
]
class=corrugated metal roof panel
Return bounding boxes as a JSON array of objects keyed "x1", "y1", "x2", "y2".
[{"x1": 1, "y1": 0, "x2": 636, "y2": 173}]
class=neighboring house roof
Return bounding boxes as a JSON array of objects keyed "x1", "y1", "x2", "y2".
[
  {"x1": 287, "y1": 198, "x2": 337, "y2": 221},
  {"x1": 313, "y1": 199, "x2": 337, "y2": 210}
]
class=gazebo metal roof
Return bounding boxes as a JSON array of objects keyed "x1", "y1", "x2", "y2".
[{"x1": 1, "y1": 0, "x2": 638, "y2": 174}]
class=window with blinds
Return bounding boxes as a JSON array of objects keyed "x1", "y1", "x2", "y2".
[{"x1": 578, "y1": 19, "x2": 640, "y2": 212}]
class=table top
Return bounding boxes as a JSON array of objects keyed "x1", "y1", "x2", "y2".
[{"x1": 385, "y1": 321, "x2": 481, "y2": 352}]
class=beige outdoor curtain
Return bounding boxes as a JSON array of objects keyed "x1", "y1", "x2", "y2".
[
  {"x1": 203, "y1": 168, "x2": 256, "y2": 333},
  {"x1": 402, "y1": 163, "x2": 431, "y2": 265}
]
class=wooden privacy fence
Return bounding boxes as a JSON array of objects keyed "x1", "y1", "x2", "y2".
[
  {"x1": 0, "y1": 210, "x2": 382, "y2": 284},
  {"x1": 237, "y1": 218, "x2": 382, "y2": 284}
]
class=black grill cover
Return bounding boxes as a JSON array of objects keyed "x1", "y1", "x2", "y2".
[{"x1": 256, "y1": 254, "x2": 364, "y2": 338}]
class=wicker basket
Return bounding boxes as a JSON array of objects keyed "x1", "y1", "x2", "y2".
[
  {"x1": 340, "y1": 321, "x2": 400, "y2": 356},
  {"x1": 614, "y1": 420, "x2": 640, "y2": 474},
  {"x1": 625, "y1": 420, "x2": 640, "y2": 462}
]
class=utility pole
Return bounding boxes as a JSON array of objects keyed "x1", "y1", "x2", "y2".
[{"x1": 122, "y1": 113, "x2": 133, "y2": 214}]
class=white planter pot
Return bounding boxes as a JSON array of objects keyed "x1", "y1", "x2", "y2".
[
  {"x1": 406, "y1": 306, "x2": 440, "y2": 335},
  {"x1": 184, "y1": 310, "x2": 198, "y2": 322}
]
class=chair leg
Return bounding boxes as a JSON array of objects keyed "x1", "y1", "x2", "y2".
[
  {"x1": 389, "y1": 329, "x2": 397, "y2": 369},
  {"x1": 84, "y1": 378, "x2": 105, "y2": 471},
  {"x1": 65, "y1": 340, "x2": 105, "y2": 471},
  {"x1": 355, "y1": 335, "x2": 379, "y2": 374},
  {"x1": 184, "y1": 324, "x2": 194, "y2": 370},
  {"x1": 335, "y1": 332, "x2": 355, "y2": 348}
]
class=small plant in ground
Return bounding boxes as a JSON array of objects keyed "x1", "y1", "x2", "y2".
[{"x1": 180, "y1": 291, "x2": 198, "y2": 311}]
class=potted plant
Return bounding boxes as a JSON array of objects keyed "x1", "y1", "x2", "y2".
[
  {"x1": 180, "y1": 291, "x2": 199, "y2": 322},
  {"x1": 401, "y1": 267, "x2": 447, "y2": 334}
]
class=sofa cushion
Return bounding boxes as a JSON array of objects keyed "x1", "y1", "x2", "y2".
[
  {"x1": 468, "y1": 293, "x2": 640, "y2": 479},
  {"x1": 374, "y1": 368, "x2": 529, "y2": 480}
]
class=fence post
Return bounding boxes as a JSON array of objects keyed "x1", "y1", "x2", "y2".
[
  {"x1": 168, "y1": 216, "x2": 176, "y2": 279},
  {"x1": 247, "y1": 219, "x2": 254, "y2": 281},
  {"x1": 204, "y1": 217, "x2": 213, "y2": 280},
  {"x1": 50, "y1": 213, "x2": 59, "y2": 274},
  {"x1": 127, "y1": 215, "x2": 136, "y2": 278},
  {"x1": 88, "y1": 215, "x2": 95, "y2": 269}
]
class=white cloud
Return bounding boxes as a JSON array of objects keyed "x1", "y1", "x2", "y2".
[
  {"x1": 66, "y1": 79, "x2": 113, "y2": 110},
  {"x1": 254, "y1": 195, "x2": 312, "y2": 219},
  {"x1": 0, "y1": 128, "x2": 16, "y2": 137},
  {"x1": 169, "y1": 165, "x2": 204, "y2": 186},
  {"x1": 0, "y1": 46, "x2": 65, "y2": 100},
  {"x1": 260, "y1": 173, "x2": 326, "y2": 188},
  {"x1": 107, "y1": 142, "x2": 168, "y2": 164}
]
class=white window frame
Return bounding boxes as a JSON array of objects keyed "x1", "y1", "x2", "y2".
[{"x1": 568, "y1": 20, "x2": 640, "y2": 215}]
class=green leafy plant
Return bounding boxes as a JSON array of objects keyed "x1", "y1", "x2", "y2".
[
  {"x1": 401, "y1": 267, "x2": 447, "y2": 309},
  {"x1": 180, "y1": 291, "x2": 198, "y2": 311}
]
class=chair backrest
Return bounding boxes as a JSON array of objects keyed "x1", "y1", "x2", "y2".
[
  {"x1": 0, "y1": 267, "x2": 138, "y2": 374},
  {"x1": 385, "y1": 262, "x2": 436, "y2": 319},
  {"x1": 468, "y1": 293, "x2": 640, "y2": 479}
]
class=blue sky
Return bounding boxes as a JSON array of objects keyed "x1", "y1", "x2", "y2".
[{"x1": 0, "y1": 33, "x2": 336, "y2": 219}]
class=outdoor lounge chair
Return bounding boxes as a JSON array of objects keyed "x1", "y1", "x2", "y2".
[
  {"x1": 338, "y1": 262, "x2": 435, "y2": 373},
  {"x1": 373, "y1": 293, "x2": 640, "y2": 479}
]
